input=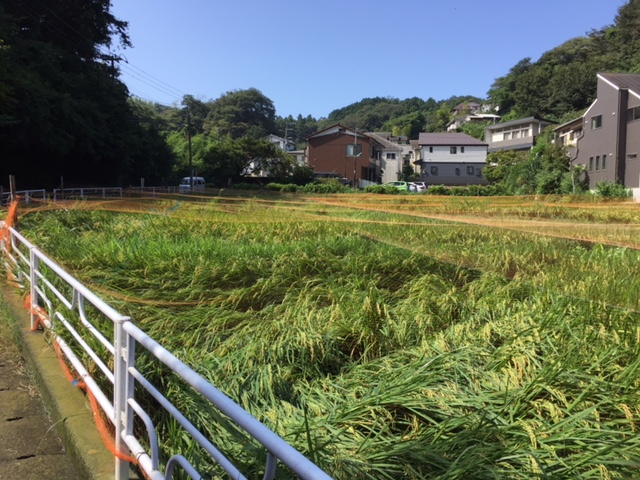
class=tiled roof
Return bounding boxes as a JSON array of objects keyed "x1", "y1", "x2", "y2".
[{"x1": 418, "y1": 132, "x2": 487, "y2": 146}]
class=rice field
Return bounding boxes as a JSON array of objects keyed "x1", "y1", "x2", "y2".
[{"x1": 10, "y1": 194, "x2": 640, "y2": 479}]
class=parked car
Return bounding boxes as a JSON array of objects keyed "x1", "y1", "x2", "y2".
[
  {"x1": 179, "y1": 176, "x2": 206, "y2": 192},
  {"x1": 383, "y1": 181, "x2": 410, "y2": 191},
  {"x1": 411, "y1": 182, "x2": 427, "y2": 192}
]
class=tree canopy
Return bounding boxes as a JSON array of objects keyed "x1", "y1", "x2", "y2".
[{"x1": 2, "y1": 0, "x2": 640, "y2": 190}]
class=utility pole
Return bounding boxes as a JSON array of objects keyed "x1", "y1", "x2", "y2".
[
  {"x1": 186, "y1": 108, "x2": 193, "y2": 190},
  {"x1": 284, "y1": 123, "x2": 294, "y2": 151}
]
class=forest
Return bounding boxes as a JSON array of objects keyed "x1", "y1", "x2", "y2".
[{"x1": 1, "y1": 0, "x2": 639, "y2": 189}]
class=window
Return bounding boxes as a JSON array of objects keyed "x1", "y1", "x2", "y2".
[
  {"x1": 595, "y1": 155, "x2": 600, "y2": 171},
  {"x1": 429, "y1": 146, "x2": 433, "y2": 153},
  {"x1": 346, "y1": 144, "x2": 362, "y2": 156},
  {"x1": 476, "y1": 168, "x2": 482, "y2": 177},
  {"x1": 430, "y1": 166, "x2": 438, "y2": 175},
  {"x1": 467, "y1": 165, "x2": 475, "y2": 175},
  {"x1": 627, "y1": 106, "x2": 640, "y2": 122},
  {"x1": 591, "y1": 115, "x2": 602, "y2": 129},
  {"x1": 628, "y1": 153, "x2": 638, "y2": 160},
  {"x1": 461, "y1": 146, "x2": 465, "y2": 153},
  {"x1": 455, "y1": 168, "x2": 461, "y2": 176},
  {"x1": 503, "y1": 132, "x2": 511, "y2": 140},
  {"x1": 386, "y1": 153, "x2": 396, "y2": 159},
  {"x1": 602, "y1": 153, "x2": 607, "y2": 170},
  {"x1": 589, "y1": 157, "x2": 594, "y2": 172},
  {"x1": 450, "y1": 146, "x2": 457, "y2": 154}
]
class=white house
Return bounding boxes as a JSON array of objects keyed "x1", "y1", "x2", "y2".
[
  {"x1": 267, "y1": 134, "x2": 295, "y2": 152},
  {"x1": 365, "y1": 132, "x2": 405, "y2": 184},
  {"x1": 417, "y1": 132, "x2": 488, "y2": 186},
  {"x1": 484, "y1": 116, "x2": 556, "y2": 152}
]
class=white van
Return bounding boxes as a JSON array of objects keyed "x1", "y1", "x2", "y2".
[{"x1": 179, "y1": 176, "x2": 206, "y2": 192}]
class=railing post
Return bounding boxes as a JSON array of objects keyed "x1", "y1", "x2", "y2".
[
  {"x1": 114, "y1": 316, "x2": 134, "y2": 480},
  {"x1": 30, "y1": 248, "x2": 39, "y2": 330}
]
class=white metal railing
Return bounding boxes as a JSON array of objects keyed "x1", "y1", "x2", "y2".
[
  {"x1": 0, "y1": 221, "x2": 332, "y2": 480},
  {"x1": 1, "y1": 189, "x2": 47, "y2": 206},
  {"x1": 127, "y1": 186, "x2": 179, "y2": 196},
  {"x1": 53, "y1": 187, "x2": 123, "y2": 201}
]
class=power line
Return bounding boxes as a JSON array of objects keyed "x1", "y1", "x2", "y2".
[{"x1": 10, "y1": 0, "x2": 188, "y2": 106}]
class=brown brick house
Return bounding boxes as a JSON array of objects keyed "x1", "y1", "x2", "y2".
[{"x1": 306, "y1": 124, "x2": 382, "y2": 187}]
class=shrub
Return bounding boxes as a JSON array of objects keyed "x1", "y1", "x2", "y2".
[
  {"x1": 232, "y1": 182, "x2": 262, "y2": 190},
  {"x1": 299, "y1": 180, "x2": 348, "y2": 194},
  {"x1": 426, "y1": 185, "x2": 450, "y2": 195},
  {"x1": 364, "y1": 185, "x2": 387, "y2": 194},
  {"x1": 595, "y1": 180, "x2": 630, "y2": 198}
]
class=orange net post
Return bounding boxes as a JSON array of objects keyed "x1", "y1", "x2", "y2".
[
  {"x1": 24, "y1": 294, "x2": 49, "y2": 331},
  {"x1": 0, "y1": 198, "x2": 20, "y2": 252},
  {"x1": 52, "y1": 340, "x2": 139, "y2": 466}
]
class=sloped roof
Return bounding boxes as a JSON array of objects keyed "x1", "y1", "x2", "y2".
[
  {"x1": 365, "y1": 132, "x2": 402, "y2": 151},
  {"x1": 485, "y1": 116, "x2": 556, "y2": 131},
  {"x1": 418, "y1": 132, "x2": 487, "y2": 146},
  {"x1": 599, "y1": 72, "x2": 640, "y2": 95},
  {"x1": 306, "y1": 123, "x2": 367, "y2": 139}
]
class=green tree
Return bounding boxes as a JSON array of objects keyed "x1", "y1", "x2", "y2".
[
  {"x1": 461, "y1": 121, "x2": 489, "y2": 141},
  {"x1": 200, "y1": 136, "x2": 291, "y2": 184},
  {"x1": 0, "y1": 0, "x2": 167, "y2": 188},
  {"x1": 206, "y1": 88, "x2": 276, "y2": 138}
]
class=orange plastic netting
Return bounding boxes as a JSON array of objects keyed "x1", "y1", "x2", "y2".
[{"x1": 0, "y1": 198, "x2": 19, "y2": 250}]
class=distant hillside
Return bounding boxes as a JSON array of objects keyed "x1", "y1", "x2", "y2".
[
  {"x1": 488, "y1": 0, "x2": 640, "y2": 123},
  {"x1": 281, "y1": 1, "x2": 639, "y2": 143}
]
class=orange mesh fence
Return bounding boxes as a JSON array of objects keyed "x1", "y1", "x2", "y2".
[
  {"x1": 23, "y1": 295, "x2": 142, "y2": 470},
  {"x1": 52, "y1": 340, "x2": 139, "y2": 466},
  {"x1": 24, "y1": 294, "x2": 48, "y2": 332},
  {"x1": 0, "y1": 198, "x2": 20, "y2": 251}
]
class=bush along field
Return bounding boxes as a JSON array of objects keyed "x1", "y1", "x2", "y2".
[{"x1": 13, "y1": 195, "x2": 640, "y2": 479}]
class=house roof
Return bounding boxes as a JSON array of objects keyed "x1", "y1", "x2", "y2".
[
  {"x1": 553, "y1": 116, "x2": 583, "y2": 132},
  {"x1": 453, "y1": 102, "x2": 481, "y2": 111},
  {"x1": 365, "y1": 132, "x2": 402, "y2": 151},
  {"x1": 418, "y1": 132, "x2": 487, "y2": 146},
  {"x1": 306, "y1": 123, "x2": 368, "y2": 140},
  {"x1": 485, "y1": 116, "x2": 556, "y2": 131},
  {"x1": 599, "y1": 72, "x2": 640, "y2": 95}
]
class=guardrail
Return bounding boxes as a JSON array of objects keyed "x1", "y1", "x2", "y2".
[
  {"x1": 53, "y1": 187, "x2": 123, "y2": 200},
  {"x1": 1, "y1": 189, "x2": 47, "y2": 206},
  {"x1": 0, "y1": 220, "x2": 332, "y2": 480},
  {"x1": 127, "y1": 186, "x2": 179, "y2": 196}
]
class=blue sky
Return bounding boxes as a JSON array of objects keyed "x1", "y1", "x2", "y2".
[{"x1": 109, "y1": 0, "x2": 626, "y2": 119}]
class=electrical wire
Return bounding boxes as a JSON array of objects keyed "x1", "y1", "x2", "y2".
[{"x1": 8, "y1": 0, "x2": 188, "y2": 106}]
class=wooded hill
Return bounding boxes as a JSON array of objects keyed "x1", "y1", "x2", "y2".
[{"x1": 1, "y1": 0, "x2": 639, "y2": 188}]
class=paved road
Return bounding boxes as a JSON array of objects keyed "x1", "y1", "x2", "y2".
[{"x1": 0, "y1": 318, "x2": 83, "y2": 479}]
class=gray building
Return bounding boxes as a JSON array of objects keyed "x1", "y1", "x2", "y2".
[
  {"x1": 417, "y1": 132, "x2": 488, "y2": 186},
  {"x1": 574, "y1": 73, "x2": 640, "y2": 190}
]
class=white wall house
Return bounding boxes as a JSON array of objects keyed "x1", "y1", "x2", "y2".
[
  {"x1": 484, "y1": 116, "x2": 556, "y2": 152},
  {"x1": 366, "y1": 132, "x2": 404, "y2": 184},
  {"x1": 417, "y1": 132, "x2": 488, "y2": 186}
]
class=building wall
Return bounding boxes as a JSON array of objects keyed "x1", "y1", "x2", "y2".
[
  {"x1": 419, "y1": 145, "x2": 488, "y2": 186},
  {"x1": 624, "y1": 95, "x2": 640, "y2": 188},
  {"x1": 575, "y1": 78, "x2": 620, "y2": 187},
  {"x1": 380, "y1": 151, "x2": 402, "y2": 184},
  {"x1": 421, "y1": 162, "x2": 488, "y2": 186},
  {"x1": 420, "y1": 145, "x2": 487, "y2": 164},
  {"x1": 485, "y1": 119, "x2": 551, "y2": 152},
  {"x1": 307, "y1": 132, "x2": 376, "y2": 184}
]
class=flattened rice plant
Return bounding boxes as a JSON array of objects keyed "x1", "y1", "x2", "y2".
[{"x1": 11, "y1": 197, "x2": 640, "y2": 479}]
